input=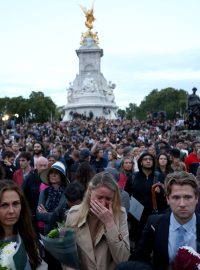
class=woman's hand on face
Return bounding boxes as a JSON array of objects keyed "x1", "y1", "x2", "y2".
[
  {"x1": 37, "y1": 204, "x2": 47, "y2": 213},
  {"x1": 90, "y1": 200, "x2": 115, "y2": 229}
]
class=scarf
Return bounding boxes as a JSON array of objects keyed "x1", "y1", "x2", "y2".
[{"x1": 45, "y1": 186, "x2": 64, "y2": 212}]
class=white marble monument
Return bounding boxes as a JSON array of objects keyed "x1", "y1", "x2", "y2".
[{"x1": 62, "y1": 4, "x2": 118, "y2": 121}]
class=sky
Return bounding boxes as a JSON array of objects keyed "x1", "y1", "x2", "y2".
[{"x1": 1, "y1": 0, "x2": 200, "y2": 109}]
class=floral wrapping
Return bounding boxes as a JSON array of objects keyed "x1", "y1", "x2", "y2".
[
  {"x1": 40, "y1": 228, "x2": 80, "y2": 270},
  {"x1": 172, "y1": 246, "x2": 200, "y2": 270}
]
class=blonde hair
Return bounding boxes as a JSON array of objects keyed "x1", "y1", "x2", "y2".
[{"x1": 70, "y1": 172, "x2": 122, "y2": 227}]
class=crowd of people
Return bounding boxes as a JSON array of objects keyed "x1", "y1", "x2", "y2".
[{"x1": 0, "y1": 117, "x2": 200, "y2": 269}]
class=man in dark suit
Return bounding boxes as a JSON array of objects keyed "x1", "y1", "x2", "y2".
[{"x1": 133, "y1": 171, "x2": 200, "y2": 270}]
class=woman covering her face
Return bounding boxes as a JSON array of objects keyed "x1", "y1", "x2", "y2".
[
  {"x1": 0, "y1": 179, "x2": 45, "y2": 270},
  {"x1": 64, "y1": 172, "x2": 130, "y2": 270}
]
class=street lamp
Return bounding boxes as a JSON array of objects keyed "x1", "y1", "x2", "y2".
[
  {"x1": 11, "y1": 113, "x2": 19, "y2": 129},
  {"x1": 2, "y1": 114, "x2": 9, "y2": 121},
  {"x1": 2, "y1": 114, "x2": 9, "y2": 132}
]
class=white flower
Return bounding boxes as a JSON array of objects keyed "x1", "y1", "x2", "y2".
[
  {"x1": 180, "y1": 246, "x2": 200, "y2": 259},
  {"x1": 0, "y1": 242, "x2": 16, "y2": 269}
]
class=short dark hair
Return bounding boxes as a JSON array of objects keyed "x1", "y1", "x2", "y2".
[
  {"x1": 2, "y1": 150, "x2": 15, "y2": 160},
  {"x1": 170, "y1": 148, "x2": 180, "y2": 158},
  {"x1": 33, "y1": 141, "x2": 44, "y2": 150},
  {"x1": 138, "y1": 152, "x2": 155, "y2": 171},
  {"x1": 64, "y1": 182, "x2": 85, "y2": 203},
  {"x1": 191, "y1": 141, "x2": 200, "y2": 150},
  {"x1": 165, "y1": 171, "x2": 199, "y2": 197},
  {"x1": 94, "y1": 147, "x2": 103, "y2": 156},
  {"x1": 19, "y1": 151, "x2": 32, "y2": 161}
]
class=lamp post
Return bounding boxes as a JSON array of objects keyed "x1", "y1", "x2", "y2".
[
  {"x1": 2, "y1": 114, "x2": 9, "y2": 133},
  {"x1": 11, "y1": 113, "x2": 19, "y2": 129},
  {"x1": 2, "y1": 114, "x2": 9, "y2": 122}
]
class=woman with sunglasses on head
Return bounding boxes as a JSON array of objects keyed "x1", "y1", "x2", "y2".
[{"x1": 64, "y1": 172, "x2": 130, "y2": 270}]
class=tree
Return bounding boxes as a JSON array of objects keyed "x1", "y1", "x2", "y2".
[
  {"x1": 117, "y1": 109, "x2": 126, "y2": 119},
  {"x1": 28, "y1": 91, "x2": 57, "y2": 122},
  {"x1": 0, "y1": 96, "x2": 27, "y2": 123},
  {"x1": 0, "y1": 91, "x2": 58, "y2": 123},
  {"x1": 134, "y1": 88, "x2": 188, "y2": 120},
  {"x1": 125, "y1": 103, "x2": 138, "y2": 120}
]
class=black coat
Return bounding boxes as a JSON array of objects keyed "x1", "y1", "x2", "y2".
[
  {"x1": 124, "y1": 170, "x2": 167, "y2": 244},
  {"x1": 23, "y1": 169, "x2": 41, "y2": 216},
  {"x1": 0, "y1": 160, "x2": 16, "y2": 180},
  {"x1": 134, "y1": 213, "x2": 200, "y2": 270}
]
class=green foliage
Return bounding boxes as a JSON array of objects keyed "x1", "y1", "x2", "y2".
[
  {"x1": 125, "y1": 103, "x2": 137, "y2": 120},
  {"x1": 0, "y1": 91, "x2": 59, "y2": 123},
  {"x1": 48, "y1": 228, "x2": 59, "y2": 238},
  {"x1": 28, "y1": 91, "x2": 57, "y2": 122},
  {"x1": 117, "y1": 109, "x2": 126, "y2": 119},
  {"x1": 0, "y1": 88, "x2": 188, "y2": 123},
  {"x1": 119, "y1": 87, "x2": 188, "y2": 120}
]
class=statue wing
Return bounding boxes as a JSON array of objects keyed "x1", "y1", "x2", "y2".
[
  {"x1": 91, "y1": 0, "x2": 96, "y2": 11},
  {"x1": 79, "y1": 4, "x2": 87, "y2": 15}
]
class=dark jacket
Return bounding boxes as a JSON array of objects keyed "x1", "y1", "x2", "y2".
[
  {"x1": 0, "y1": 160, "x2": 16, "y2": 180},
  {"x1": 124, "y1": 165, "x2": 167, "y2": 245},
  {"x1": 90, "y1": 156, "x2": 108, "y2": 173},
  {"x1": 134, "y1": 213, "x2": 200, "y2": 270},
  {"x1": 23, "y1": 170, "x2": 41, "y2": 217}
]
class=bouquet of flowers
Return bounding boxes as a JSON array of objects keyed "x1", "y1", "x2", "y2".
[
  {"x1": 40, "y1": 223, "x2": 80, "y2": 270},
  {"x1": 0, "y1": 242, "x2": 17, "y2": 270},
  {"x1": 0, "y1": 234, "x2": 30, "y2": 270},
  {"x1": 172, "y1": 246, "x2": 200, "y2": 270}
]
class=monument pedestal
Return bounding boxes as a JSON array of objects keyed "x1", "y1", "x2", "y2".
[{"x1": 63, "y1": 37, "x2": 118, "y2": 121}]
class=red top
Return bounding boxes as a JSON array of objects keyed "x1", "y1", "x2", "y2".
[
  {"x1": 184, "y1": 152, "x2": 200, "y2": 172},
  {"x1": 118, "y1": 173, "x2": 128, "y2": 189},
  {"x1": 13, "y1": 168, "x2": 32, "y2": 187}
]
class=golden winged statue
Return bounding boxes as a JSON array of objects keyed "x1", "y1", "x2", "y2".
[{"x1": 79, "y1": 1, "x2": 96, "y2": 30}]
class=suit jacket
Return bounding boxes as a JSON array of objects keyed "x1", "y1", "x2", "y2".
[
  {"x1": 64, "y1": 205, "x2": 130, "y2": 270},
  {"x1": 134, "y1": 212, "x2": 200, "y2": 270}
]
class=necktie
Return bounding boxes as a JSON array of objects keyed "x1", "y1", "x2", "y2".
[{"x1": 175, "y1": 226, "x2": 186, "y2": 255}]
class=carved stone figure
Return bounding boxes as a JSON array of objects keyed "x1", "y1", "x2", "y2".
[
  {"x1": 67, "y1": 82, "x2": 74, "y2": 103},
  {"x1": 104, "y1": 81, "x2": 115, "y2": 103},
  {"x1": 82, "y1": 77, "x2": 97, "y2": 93}
]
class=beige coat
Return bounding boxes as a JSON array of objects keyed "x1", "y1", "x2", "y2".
[{"x1": 64, "y1": 205, "x2": 130, "y2": 270}]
